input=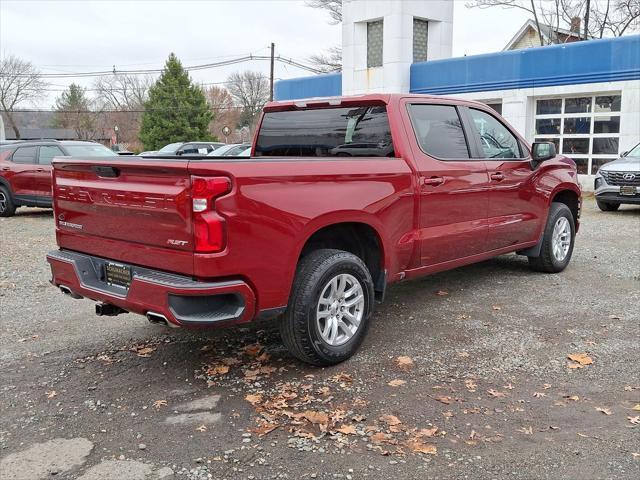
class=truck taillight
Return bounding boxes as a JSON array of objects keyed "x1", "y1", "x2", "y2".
[{"x1": 191, "y1": 176, "x2": 231, "y2": 253}]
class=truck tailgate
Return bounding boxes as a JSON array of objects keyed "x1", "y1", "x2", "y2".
[{"x1": 53, "y1": 158, "x2": 195, "y2": 275}]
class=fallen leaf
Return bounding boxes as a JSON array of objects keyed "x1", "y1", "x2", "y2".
[
  {"x1": 488, "y1": 389, "x2": 507, "y2": 398},
  {"x1": 492, "y1": 305, "x2": 502, "y2": 311},
  {"x1": 335, "y1": 424, "x2": 357, "y2": 435},
  {"x1": 46, "y1": 390, "x2": 57, "y2": 399},
  {"x1": 533, "y1": 392, "x2": 546, "y2": 398},
  {"x1": 417, "y1": 426, "x2": 438, "y2": 438},
  {"x1": 303, "y1": 410, "x2": 329, "y2": 425},
  {"x1": 632, "y1": 404, "x2": 640, "y2": 411},
  {"x1": 245, "y1": 394, "x2": 263, "y2": 406},
  {"x1": 567, "y1": 353, "x2": 593, "y2": 366},
  {"x1": 632, "y1": 452, "x2": 640, "y2": 459},
  {"x1": 442, "y1": 411, "x2": 454, "y2": 418},
  {"x1": 628, "y1": 416, "x2": 640, "y2": 425},
  {"x1": 256, "y1": 352, "x2": 271, "y2": 362},
  {"x1": 434, "y1": 396, "x2": 452, "y2": 405},
  {"x1": 206, "y1": 364, "x2": 230, "y2": 376},
  {"x1": 436, "y1": 290, "x2": 449, "y2": 296},
  {"x1": 464, "y1": 379, "x2": 477, "y2": 392},
  {"x1": 379, "y1": 414, "x2": 402, "y2": 426},
  {"x1": 371, "y1": 432, "x2": 394, "y2": 444},
  {"x1": 388, "y1": 379, "x2": 406, "y2": 387},
  {"x1": 331, "y1": 373, "x2": 353, "y2": 383},
  {"x1": 564, "y1": 395, "x2": 580, "y2": 401},
  {"x1": 243, "y1": 343, "x2": 262, "y2": 356},
  {"x1": 596, "y1": 407, "x2": 612, "y2": 415},
  {"x1": 517, "y1": 426, "x2": 533, "y2": 435},
  {"x1": 251, "y1": 422, "x2": 279, "y2": 436},
  {"x1": 153, "y1": 399, "x2": 167, "y2": 409},
  {"x1": 195, "y1": 425, "x2": 207, "y2": 432},
  {"x1": 457, "y1": 351, "x2": 470, "y2": 358},
  {"x1": 609, "y1": 314, "x2": 621, "y2": 320},
  {"x1": 136, "y1": 346, "x2": 156, "y2": 357},
  {"x1": 395, "y1": 356, "x2": 414, "y2": 370},
  {"x1": 568, "y1": 363, "x2": 584, "y2": 369},
  {"x1": 405, "y1": 439, "x2": 437, "y2": 454}
]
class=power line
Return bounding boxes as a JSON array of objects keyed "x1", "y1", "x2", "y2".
[{"x1": 3, "y1": 55, "x2": 322, "y2": 79}]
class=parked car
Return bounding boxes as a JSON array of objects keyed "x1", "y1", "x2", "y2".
[
  {"x1": 0, "y1": 140, "x2": 117, "y2": 216},
  {"x1": 208, "y1": 143, "x2": 251, "y2": 157},
  {"x1": 139, "y1": 141, "x2": 224, "y2": 157},
  {"x1": 594, "y1": 142, "x2": 640, "y2": 211},
  {"x1": 111, "y1": 144, "x2": 135, "y2": 155},
  {"x1": 46, "y1": 94, "x2": 581, "y2": 366}
]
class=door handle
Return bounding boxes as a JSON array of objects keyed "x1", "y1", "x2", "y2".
[
  {"x1": 490, "y1": 172, "x2": 505, "y2": 181},
  {"x1": 1, "y1": 167, "x2": 9, "y2": 171},
  {"x1": 422, "y1": 176, "x2": 444, "y2": 187},
  {"x1": 36, "y1": 168, "x2": 45, "y2": 172}
]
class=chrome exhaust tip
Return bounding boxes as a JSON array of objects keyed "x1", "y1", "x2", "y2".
[
  {"x1": 146, "y1": 312, "x2": 179, "y2": 328},
  {"x1": 59, "y1": 285, "x2": 83, "y2": 299}
]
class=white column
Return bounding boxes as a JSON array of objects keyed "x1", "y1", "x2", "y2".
[{"x1": 342, "y1": 0, "x2": 454, "y2": 95}]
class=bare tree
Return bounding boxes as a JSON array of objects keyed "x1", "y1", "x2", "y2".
[
  {"x1": 93, "y1": 73, "x2": 152, "y2": 111},
  {"x1": 306, "y1": 0, "x2": 343, "y2": 72},
  {"x1": 468, "y1": 0, "x2": 639, "y2": 46},
  {"x1": 306, "y1": 0, "x2": 342, "y2": 24},
  {"x1": 0, "y1": 55, "x2": 48, "y2": 139},
  {"x1": 205, "y1": 86, "x2": 241, "y2": 140},
  {"x1": 93, "y1": 74, "x2": 152, "y2": 146},
  {"x1": 308, "y1": 46, "x2": 343, "y2": 73},
  {"x1": 226, "y1": 71, "x2": 269, "y2": 129}
]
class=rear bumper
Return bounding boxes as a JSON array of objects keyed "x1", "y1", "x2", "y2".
[{"x1": 47, "y1": 249, "x2": 256, "y2": 327}]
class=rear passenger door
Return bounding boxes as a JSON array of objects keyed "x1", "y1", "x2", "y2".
[
  {"x1": 403, "y1": 101, "x2": 490, "y2": 266},
  {"x1": 464, "y1": 107, "x2": 541, "y2": 250},
  {"x1": 36, "y1": 145, "x2": 64, "y2": 197},
  {"x1": 8, "y1": 146, "x2": 39, "y2": 197}
]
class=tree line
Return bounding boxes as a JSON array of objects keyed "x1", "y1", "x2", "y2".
[{"x1": 0, "y1": 53, "x2": 270, "y2": 151}]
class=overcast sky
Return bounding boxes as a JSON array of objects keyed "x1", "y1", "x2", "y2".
[{"x1": 0, "y1": 0, "x2": 532, "y2": 107}]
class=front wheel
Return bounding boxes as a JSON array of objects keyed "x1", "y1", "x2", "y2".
[
  {"x1": 528, "y1": 202, "x2": 575, "y2": 273},
  {"x1": 280, "y1": 249, "x2": 374, "y2": 366},
  {"x1": 596, "y1": 200, "x2": 620, "y2": 211},
  {"x1": 0, "y1": 186, "x2": 16, "y2": 217}
]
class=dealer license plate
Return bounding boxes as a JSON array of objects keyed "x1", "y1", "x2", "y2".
[
  {"x1": 105, "y1": 262, "x2": 132, "y2": 288},
  {"x1": 620, "y1": 186, "x2": 637, "y2": 196}
]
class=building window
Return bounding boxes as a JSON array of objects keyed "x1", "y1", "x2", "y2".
[
  {"x1": 413, "y1": 18, "x2": 428, "y2": 63},
  {"x1": 480, "y1": 101, "x2": 502, "y2": 115},
  {"x1": 533, "y1": 94, "x2": 621, "y2": 174},
  {"x1": 367, "y1": 20, "x2": 383, "y2": 68}
]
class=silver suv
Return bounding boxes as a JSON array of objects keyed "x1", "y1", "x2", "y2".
[{"x1": 594, "y1": 142, "x2": 640, "y2": 211}]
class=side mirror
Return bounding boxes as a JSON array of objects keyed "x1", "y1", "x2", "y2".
[{"x1": 531, "y1": 142, "x2": 556, "y2": 167}]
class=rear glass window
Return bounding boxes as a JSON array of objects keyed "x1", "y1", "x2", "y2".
[{"x1": 255, "y1": 106, "x2": 394, "y2": 157}]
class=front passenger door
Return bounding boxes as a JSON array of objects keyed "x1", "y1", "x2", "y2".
[
  {"x1": 404, "y1": 102, "x2": 490, "y2": 266},
  {"x1": 465, "y1": 107, "x2": 541, "y2": 251}
]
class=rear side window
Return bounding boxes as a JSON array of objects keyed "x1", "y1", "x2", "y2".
[
  {"x1": 408, "y1": 104, "x2": 470, "y2": 159},
  {"x1": 12, "y1": 146, "x2": 38, "y2": 164},
  {"x1": 468, "y1": 108, "x2": 525, "y2": 159},
  {"x1": 255, "y1": 106, "x2": 394, "y2": 157},
  {"x1": 39, "y1": 146, "x2": 65, "y2": 165}
]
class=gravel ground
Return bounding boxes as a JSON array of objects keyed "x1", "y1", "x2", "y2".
[{"x1": 0, "y1": 198, "x2": 638, "y2": 480}]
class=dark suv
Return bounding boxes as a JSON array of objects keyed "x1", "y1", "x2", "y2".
[
  {"x1": 139, "y1": 141, "x2": 224, "y2": 157},
  {"x1": 0, "y1": 140, "x2": 117, "y2": 216}
]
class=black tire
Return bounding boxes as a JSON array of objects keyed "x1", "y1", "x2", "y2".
[
  {"x1": 280, "y1": 249, "x2": 374, "y2": 366},
  {"x1": 0, "y1": 186, "x2": 16, "y2": 217},
  {"x1": 596, "y1": 200, "x2": 620, "y2": 212},
  {"x1": 528, "y1": 202, "x2": 575, "y2": 273}
]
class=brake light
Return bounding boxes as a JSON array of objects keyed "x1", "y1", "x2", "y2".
[{"x1": 191, "y1": 176, "x2": 231, "y2": 253}]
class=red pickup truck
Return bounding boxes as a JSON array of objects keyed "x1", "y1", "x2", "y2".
[{"x1": 47, "y1": 94, "x2": 581, "y2": 365}]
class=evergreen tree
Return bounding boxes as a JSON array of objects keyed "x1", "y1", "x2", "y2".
[
  {"x1": 139, "y1": 53, "x2": 213, "y2": 150},
  {"x1": 53, "y1": 83, "x2": 95, "y2": 139}
]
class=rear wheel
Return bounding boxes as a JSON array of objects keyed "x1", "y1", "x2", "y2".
[
  {"x1": 528, "y1": 202, "x2": 575, "y2": 273},
  {"x1": 596, "y1": 200, "x2": 620, "y2": 211},
  {"x1": 0, "y1": 186, "x2": 16, "y2": 217},
  {"x1": 280, "y1": 249, "x2": 374, "y2": 366}
]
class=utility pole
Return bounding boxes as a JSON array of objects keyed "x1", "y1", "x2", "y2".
[{"x1": 269, "y1": 42, "x2": 275, "y2": 102}]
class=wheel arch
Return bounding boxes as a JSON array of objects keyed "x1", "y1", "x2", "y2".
[{"x1": 296, "y1": 217, "x2": 388, "y2": 300}]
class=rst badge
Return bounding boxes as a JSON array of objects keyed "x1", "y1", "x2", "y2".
[{"x1": 167, "y1": 239, "x2": 189, "y2": 246}]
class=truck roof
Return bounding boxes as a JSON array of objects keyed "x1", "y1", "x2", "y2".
[{"x1": 264, "y1": 93, "x2": 489, "y2": 112}]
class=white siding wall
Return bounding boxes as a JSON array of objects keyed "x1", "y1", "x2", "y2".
[{"x1": 454, "y1": 80, "x2": 640, "y2": 191}]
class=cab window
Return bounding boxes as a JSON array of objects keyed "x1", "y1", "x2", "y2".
[
  {"x1": 407, "y1": 104, "x2": 470, "y2": 159},
  {"x1": 12, "y1": 146, "x2": 38, "y2": 164},
  {"x1": 468, "y1": 108, "x2": 525, "y2": 159},
  {"x1": 39, "y1": 146, "x2": 65, "y2": 165}
]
